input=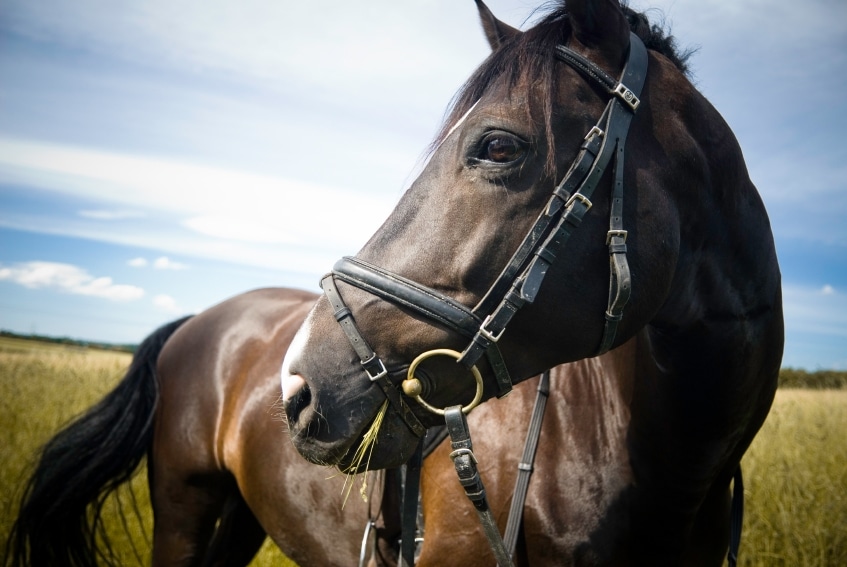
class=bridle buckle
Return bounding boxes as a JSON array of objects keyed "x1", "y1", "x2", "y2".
[
  {"x1": 363, "y1": 356, "x2": 388, "y2": 382},
  {"x1": 479, "y1": 314, "x2": 506, "y2": 343},
  {"x1": 584, "y1": 125, "x2": 604, "y2": 141},
  {"x1": 606, "y1": 229, "x2": 628, "y2": 245},
  {"x1": 565, "y1": 192, "x2": 593, "y2": 211}
]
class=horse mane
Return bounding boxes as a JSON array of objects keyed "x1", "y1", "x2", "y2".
[{"x1": 434, "y1": 2, "x2": 693, "y2": 174}]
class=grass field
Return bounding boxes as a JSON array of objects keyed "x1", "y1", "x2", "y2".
[{"x1": 1, "y1": 336, "x2": 845, "y2": 565}]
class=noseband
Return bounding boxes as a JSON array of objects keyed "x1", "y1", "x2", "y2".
[{"x1": 322, "y1": 33, "x2": 648, "y2": 436}]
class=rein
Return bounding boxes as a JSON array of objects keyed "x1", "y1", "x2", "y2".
[{"x1": 396, "y1": 371, "x2": 551, "y2": 567}]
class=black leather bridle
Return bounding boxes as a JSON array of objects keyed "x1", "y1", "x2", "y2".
[{"x1": 322, "y1": 33, "x2": 648, "y2": 438}]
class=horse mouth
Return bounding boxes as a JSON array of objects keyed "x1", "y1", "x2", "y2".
[{"x1": 292, "y1": 402, "x2": 420, "y2": 472}]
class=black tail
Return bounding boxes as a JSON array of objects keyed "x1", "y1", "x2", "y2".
[{"x1": 4, "y1": 316, "x2": 193, "y2": 567}]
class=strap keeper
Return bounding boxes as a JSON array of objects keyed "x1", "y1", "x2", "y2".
[
  {"x1": 605, "y1": 311, "x2": 624, "y2": 323},
  {"x1": 332, "y1": 306, "x2": 352, "y2": 321},
  {"x1": 517, "y1": 462, "x2": 533, "y2": 472}
]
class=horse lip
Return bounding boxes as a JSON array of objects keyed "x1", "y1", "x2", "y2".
[{"x1": 288, "y1": 424, "x2": 354, "y2": 467}]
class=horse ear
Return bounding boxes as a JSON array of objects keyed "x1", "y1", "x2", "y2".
[
  {"x1": 566, "y1": 0, "x2": 630, "y2": 65},
  {"x1": 475, "y1": 0, "x2": 521, "y2": 50}
]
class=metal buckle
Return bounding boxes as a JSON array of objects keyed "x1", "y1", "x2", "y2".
[
  {"x1": 612, "y1": 83, "x2": 640, "y2": 111},
  {"x1": 606, "y1": 229, "x2": 628, "y2": 245},
  {"x1": 584, "y1": 125, "x2": 604, "y2": 141},
  {"x1": 565, "y1": 192, "x2": 593, "y2": 212},
  {"x1": 449, "y1": 447, "x2": 478, "y2": 464},
  {"x1": 479, "y1": 315, "x2": 506, "y2": 343},
  {"x1": 363, "y1": 356, "x2": 388, "y2": 382}
]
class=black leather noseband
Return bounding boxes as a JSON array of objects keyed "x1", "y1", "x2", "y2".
[{"x1": 322, "y1": 33, "x2": 648, "y2": 435}]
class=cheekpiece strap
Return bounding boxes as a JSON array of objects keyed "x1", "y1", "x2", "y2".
[{"x1": 321, "y1": 274, "x2": 426, "y2": 438}]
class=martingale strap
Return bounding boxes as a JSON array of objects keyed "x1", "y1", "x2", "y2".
[
  {"x1": 502, "y1": 370, "x2": 550, "y2": 558},
  {"x1": 444, "y1": 405, "x2": 515, "y2": 567}
]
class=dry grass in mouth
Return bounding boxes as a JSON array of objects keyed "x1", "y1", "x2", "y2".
[{"x1": 338, "y1": 399, "x2": 389, "y2": 508}]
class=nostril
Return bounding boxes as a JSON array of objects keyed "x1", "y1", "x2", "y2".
[
  {"x1": 283, "y1": 379, "x2": 312, "y2": 424},
  {"x1": 282, "y1": 373, "x2": 307, "y2": 402}
]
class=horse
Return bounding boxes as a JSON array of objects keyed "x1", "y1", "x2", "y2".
[
  {"x1": 281, "y1": 0, "x2": 784, "y2": 564},
  {"x1": 4, "y1": 288, "x2": 409, "y2": 566},
  {"x1": 4, "y1": 284, "x2": 626, "y2": 567}
]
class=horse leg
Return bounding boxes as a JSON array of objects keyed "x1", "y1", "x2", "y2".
[
  {"x1": 202, "y1": 492, "x2": 267, "y2": 567},
  {"x1": 149, "y1": 464, "x2": 230, "y2": 566},
  {"x1": 681, "y1": 478, "x2": 731, "y2": 567}
]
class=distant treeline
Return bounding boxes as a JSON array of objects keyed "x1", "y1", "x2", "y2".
[
  {"x1": 779, "y1": 368, "x2": 847, "y2": 389},
  {"x1": 1, "y1": 330, "x2": 845, "y2": 387},
  {"x1": 0, "y1": 330, "x2": 137, "y2": 354}
]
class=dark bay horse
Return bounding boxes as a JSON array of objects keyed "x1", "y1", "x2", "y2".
[
  {"x1": 282, "y1": 0, "x2": 784, "y2": 564},
  {"x1": 5, "y1": 285, "x2": 638, "y2": 567},
  {"x1": 5, "y1": 288, "x2": 407, "y2": 566}
]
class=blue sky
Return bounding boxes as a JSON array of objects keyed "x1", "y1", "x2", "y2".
[{"x1": 1, "y1": 0, "x2": 845, "y2": 369}]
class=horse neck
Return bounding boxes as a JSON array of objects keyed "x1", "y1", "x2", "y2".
[{"x1": 644, "y1": 79, "x2": 783, "y2": 386}]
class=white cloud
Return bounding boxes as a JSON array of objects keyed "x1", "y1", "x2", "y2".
[
  {"x1": 152, "y1": 294, "x2": 183, "y2": 314},
  {"x1": 0, "y1": 137, "x2": 394, "y2": 252},
  {"x1": 127, "y1": 257, "x2": 148, "y2": 268},
  {"x1": 183, "y1": 216, "x2": 296, "y2": 244},
  {"x1": 821, "y1": 284, "x2": 836, "y2": 296},
  {"x1": 153, "y1": 256, "x2": 188, "y2": 271},
  {"x1": 0, "y1": 261, "x2": 144, "y2": 301},
  {"x1": 79, "y1": 209, "x2": 145, "y2": 220},
  {"x1": 0, "y1": 0, "x2": 486, "y2": 105}
]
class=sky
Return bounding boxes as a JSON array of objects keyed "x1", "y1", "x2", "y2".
[{"x1": 1, "y1": 0, "x2": 845, "y2": 369}]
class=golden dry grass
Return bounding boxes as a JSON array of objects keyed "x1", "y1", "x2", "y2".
[
  {"x1": 0, "y1": 337, "x2": 289, "y2": 566},
  {"x1": 740, "y1": 389, "x2": 847, "y2": 566},
  {"x1": 1, "y1": 337, "x2": 844, "y2": 565}
]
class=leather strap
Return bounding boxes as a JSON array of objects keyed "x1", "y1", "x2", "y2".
[
  {"x1": 399, "y1": 440, "x2": 424, "y2": 567},
  {"x1": 445, "y1": 406, "x2": 515, "y2": 567},
  {"x1": 333, "y1": 257, "x2": 515, "y2": 398},
  {"x1": 321, "y1": 274, "x2": 427, "y2": 438},
  {"x1": 333, "y1": 257, "x2": 481, "y2": 338},
  {"x1": 502, "y1": 370, "x2": 550, "y2": 557}
]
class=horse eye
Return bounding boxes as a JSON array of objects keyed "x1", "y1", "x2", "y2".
[{"x1": 480, "y1": 134, "x2": 525, "y2": 163}]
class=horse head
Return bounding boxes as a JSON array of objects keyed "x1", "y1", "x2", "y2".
[{"x1": 281, "y1": 0, "x2": 783, "y2": 473}]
